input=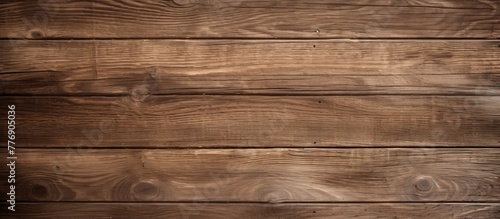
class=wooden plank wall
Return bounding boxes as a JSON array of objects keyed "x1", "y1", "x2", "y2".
[{"x1": 0, "y1": 0, "x2": 499, "y2": 218}]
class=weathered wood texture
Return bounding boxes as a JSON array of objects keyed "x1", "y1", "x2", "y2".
[
  {"x1": 2, "y1": 96, "x2": 499, "y2": 147},
  {"x1": 0, "y1": 149, "x2": 499, "y2": 202},
  {"x1": 1, "y1": 0, "x2": 499, "y2": 39},
  {"x1": 1, "y1": 203, "x2": 499, "y2": 219},
  {"x1": 1, "y1": 0, "x2": 499, "y2": 217},
  {"x1": 1, "y1": 40, "x2": 499, "y2": 95}
]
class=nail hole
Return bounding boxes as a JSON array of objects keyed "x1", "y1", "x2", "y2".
[
  {"x1": 313, "y1": 211, "x2": 316, "y2": 213},
  {"x1": 51, "y1": 164, "x2": 60, "y2": 170},
  {"x1": 318, "y1": 101, "x2": 321, "y2": 103},
  {"x1": 313, "y1": 45, "x2": 316, "y2": 48},
  {"x1": 313, "y1": 141, "x2": 317, "y2": 144}
]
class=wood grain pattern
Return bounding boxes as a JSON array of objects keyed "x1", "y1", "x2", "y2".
[
  {"x1": 1, "y1": 40, "x2": 499, "y2": 95},
  {"x1": 3, "y1": 96, "x2": 499, "y2": 147},
  {"x1": 1, "y1": 203, "x2": 499, "y2": 219},
  {"x1": 1, "y1": 0, "x2": 499, "y2": 39},
  {"x1": 0, "y1": 149, "x2": 499, "y2": 202},
  {"x1": 1, "y1": 0, "x2": 499, "y2": 217}
]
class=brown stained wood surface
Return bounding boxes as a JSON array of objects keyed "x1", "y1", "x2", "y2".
[
  {"x1": 2, "y1": 96, "x2": 499, "y2": 147},
  {"x1": 0, "y1": 0, "x2": 499, "y2": 39},
  {"x1": 1, "y1": 203, "x2": 500, "y2": 219},
  {"x1": 1, "y1": 40, "x2": 499, "y2": 95},
  {"x1": 1, "y1": 0, "x2": 499, "y2": 217},
  {"x1": 0, "y1": 149, "x2": 498, "y2": 202}
]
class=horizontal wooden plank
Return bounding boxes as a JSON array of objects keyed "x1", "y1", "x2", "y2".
[
  {"x1": 0, "y1": 149, "x2": 499, "y2": 202},
  {"x1": 1, "y1": 203, "x2": 499, "y2": 218},
  {"x1": 2, "y1": 96, "x2": 499, "y2": 147},
  {"x1": 0, "y1": 0, "x2": 498, "y2": 39},
  {"x1": 1, "y1": 40, "x2": 499, "y2": 95}
]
